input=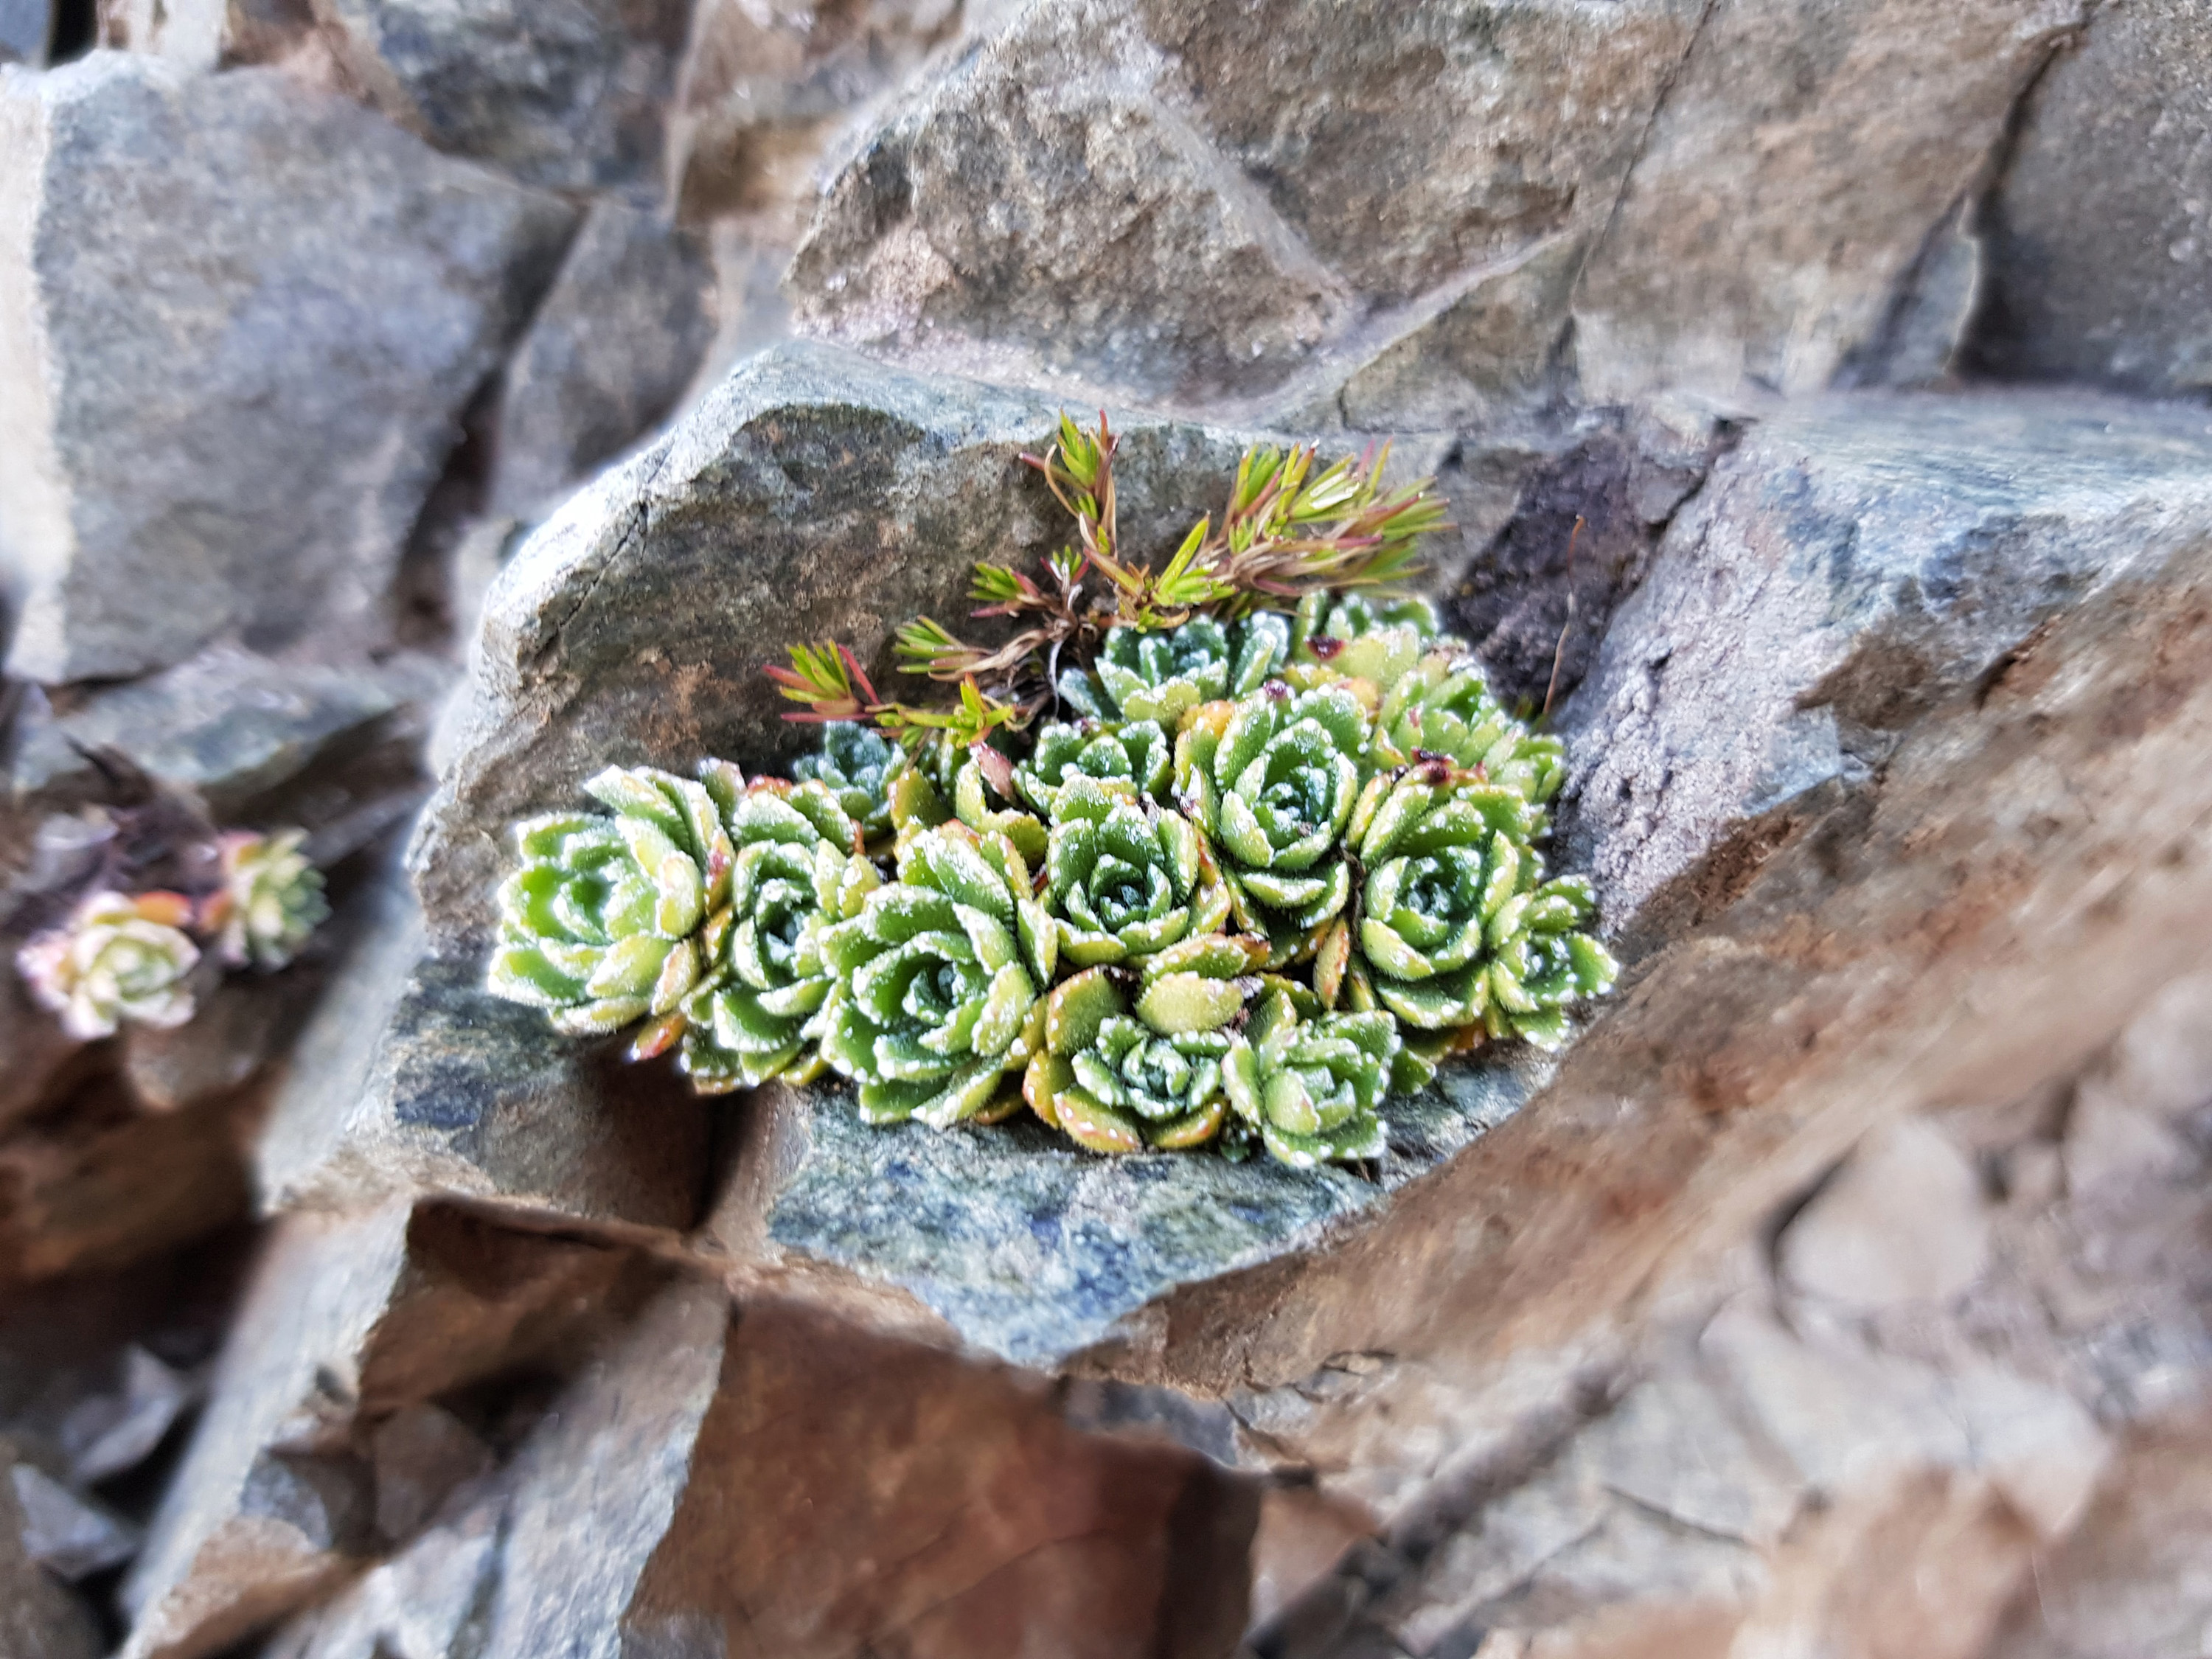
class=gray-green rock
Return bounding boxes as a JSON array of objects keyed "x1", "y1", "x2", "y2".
[{"x1": 411, "y1": 338, "x2": 1251, "y2": 953}]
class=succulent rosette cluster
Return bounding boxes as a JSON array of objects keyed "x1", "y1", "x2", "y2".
[
  {"x1": 486, "y1": 423, "x2": 1617, "y2": 1171},
  {"x1": 15, "y1": 823, "x2": 329, "y2": 1044}
]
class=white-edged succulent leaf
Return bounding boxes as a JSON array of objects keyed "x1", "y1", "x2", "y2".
[
  {"x1": 1043, "y1": 781, "x2": 1231, "y2": 967},
  {"x1": 1221, "y1": 981, "x2": 1394, "y2": 1169},
  {"x1": 18, "y1": 890, "x2": 201, "y2": 1041},
  {"x1": 1021, "y1": 933, "x2": 1266, "y2": 1153},
  {"x1": 207, "y1": 828, "x2": 327, "y2": 970},
  {"x1": 791, "y1": 721, "x2": 899, "y2": 843},
  {"x1": 675, "y1": 778, "x2": 878, "y2": 1093},
  {"x1": 815, "y1": 821, "x2": 1057, "y2": 1128},
  {"x1": 1013, "y1": 719, "x2": 1172, "y2": 819},
  {"x1": 1060, "y1": 613, "x2": 1289, "y2": 725},
  {"x1": 1346, "y1": 763, "x2": 1615, "y2": 1049},
  {"x1": 486, "y1": 763, "x2": 735, "y2": 1041},
  {"x1": 1174, "y1": 682, "x2": 1372, "y2": 961}
]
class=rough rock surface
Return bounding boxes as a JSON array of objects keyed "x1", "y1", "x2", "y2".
[
  {"x1": 0, "y1": 1439, "x2": 102, "y2": 1659},
  {"x1": 1569, "y1": 0, "x2": 2084, "y2": 401},
  {"x1": 119, "y1": 1200, "x2": 638, "y2": 1659},
  {"x1": 669, "y1": 0, "x2": 962, "y2": 223},
  {"x1": 0, "y1": 53, "x2": 575, "y2": 684},
  {"x1": 10, "y1": 647, "x2": 445, "y2": 822},
  {"x1": 1975, "y1": 0, "x2": 2212, "y2": 394},
  {"x1": 259, "y1": 866, "x2": 715, "y2": 1233},
  {"x1": 267, "y1": 1281, "x2": 1257, "y2": 1659},
  {"x1": 487, "y1": 199, "x2": 715, "y2": 519},
  {"x1": 788, "y1": 0, "x2": 2090, "y2": 413},
  {"x1": 313, "y1": 0, "x2": 692, "y2": 194}
]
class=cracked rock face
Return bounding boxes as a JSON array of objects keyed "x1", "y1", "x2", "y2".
[
  {"x1": 1975, "y1": 0, "x2": 2212, "y2": 396},
  {"x1": 0, "y1": 53, "x2": 575, "y2": 684}
]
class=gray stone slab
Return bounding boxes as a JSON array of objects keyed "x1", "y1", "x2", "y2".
[{"x1": 0, "y1": 55, "x2": 575, "y2": 685}]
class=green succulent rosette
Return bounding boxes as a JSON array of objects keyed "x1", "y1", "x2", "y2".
[
  {"x1": 1373, "y1": 649, "x2": 1565, "y2": 816},
  {"x1": 1174, "y1": 682, "x2": 1373, "y2": 960},
  {"x1": 487, "y1": 765, "x2": 733, "y2": 1037},
  {"x1": 1043, "y1": 779, "x2": 1231, "y2": 967},
  {"x1": 816, "y1": 821, "x2": 1057, "y2": 1127},
  {"x1": 887, "y1": 736, "x2": 1047, "y2": 864},
  {"x1": 1059, "y1": 613, "x2": 1289, "y2": 726},
  {"x1": 1023, "y1": 934, "x2": 1267, "y2": 1153},
  {"x1": 675, "y1": 778, "x2": 880, "y2": 1093},
  {"x1": 1345, "y1": 764, "x2": 1615, "y2": 1051},
  {"x1": 1222, "y1": 981, "x2": 1394, "y2": 1168},
  {"x1": 209, "y1": 828, "x2": 328, "y2": 970},
  {"x1": 17, "y1": 890, "x2": 201, "y2": 1041},
  {"x1": 1012, "y1": 718, "x2": 1172, "y2": 819},
  {"x1": 1290, "y1": 591, "x2": 1443, "y2": 687},
  {"x1": 791, "y1": 722, "x2": 898, "y2": 844}
]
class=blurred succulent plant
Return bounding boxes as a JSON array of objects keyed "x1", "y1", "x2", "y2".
[
  {"x1": 816, "y1": 821, "x2": 1057, "y2": 1127},
  {"x1": 1290, "y1": 591, "x2": 1441, "y2": 687},
  {"x1": 18, "y1": 890, "x2": 201, "y2": 1040},
  {"x1": 791, "y1": 722, "x2": 898, "y2": 844},
  {"x1": 1371, "y1": 650, "x2": 1565, "y2": 815},
  {"x1": 485, "y1": 765, "x2": 732, "y2": 1037},
  {"x1": 1012, "y1": 719, "x2": 1172, "y2": 819},
  {"x1": 672, "y1": 778, "x2": 879, "y2": 1093},
  {"x1": 1043, "y1": 780, "x2": 1231, "y2": 967},
  {"x1": 203, "y1": 829, "x2": 327, "y2": 971},
  {"x1": 1343, "y1": 764, "x2": 1615, "y2": 1049},
  {"x1": 886, "y1": 734, "x2": 1047, "y2": 864},
  {"x1": 1060, "y1": 613, "x2": 1288, "y2": 726},
  {"x1": 1222, "y1": 981, "x2": 1394, "y2": 1168},
  {"x1": 1023, "y1": 935, "x2": 1267, "y2": 1152},
  {"x1": 1175, "y1": 683, "x2": 1372, "y2": 959}
]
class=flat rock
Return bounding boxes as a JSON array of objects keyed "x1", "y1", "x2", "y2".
[
  {"x1": 411, "y1": 338, "x2": 1253, "y2": 952},
  {"x1": 260, "y1": 865, "x2": 715, "y2": 1234},
  {"x1": 269, "y1": 1279, "x2": 1256, "y2": 1658},
  {"x1": 120, "y1": 1200, "x2": 636, "y2": 1659},
  {"x1": 487, "y1": 198, "x2": 714, "y2": 520},
  {"x1": 1572, "y1": 0, "x2": 2083, "y2": 401},
  {"x1": 1778, "y1": 1119, "x2": 1993, "y2": 1310},
  {"x1": 13, "y1": 648, "x2": 441, "y2": 823},
  {"x1": 0, "y1": 54, "x2": 575, "y2": 684},
  {"x1": 314, "y1": 0, "x2": 691, "y2": 194},
  {"x1": 1975, "y1": 0, "x2": 2212, "y2": 395},
  {"x1": 714, "y1": 1062, "x2": 1541, "y2": 1370},
  {"x1": 12, "y1": 1457, "x2": 139, "y2": 1579}
]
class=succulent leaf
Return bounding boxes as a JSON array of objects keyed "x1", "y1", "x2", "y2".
[
  {"x1": 816, "y1": 822, "x2": 1056, "y2": 1127},
  {"x1": 1348, "y1": 767, "x2": 1615, "y2": 1048},
  {"x1": 206, "y1": 828, "x2": 327, "y2": 970},
  {"x1": 1221, "y1": 984, "x2": 1394, "y2": 1168},
  {"x1": 791, "y1": 722, "x2": 899, "y2": 844},
  {"x1": 16, "y1": 890, "x2": 201, "y2": 1041},
  {"x1": 1043, "y1": 784, "x2": 1231, "y2": 967},
  {"x1": 1060, "y1": 614, "x2": 1289, "y2": 725},
  {"x1": 1290, "y1": 590, "x2": 1441, "y2": 688},
  {"x1": 487, "y1": 765, "x2": 736, "y2": 1043},
  {"x1": 1174, "y1": 683, "x2": 1372, "y2": 959},
  {"x1": 1021, "y1": 940, "x2": 1262, "y2": 1153},
  {"x1": 1012, "y1": 719, "x2": 1172, "y2": 819},
  {"x1": 1373, "y1": 649, "x2": 1565, "y2": 815}
]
